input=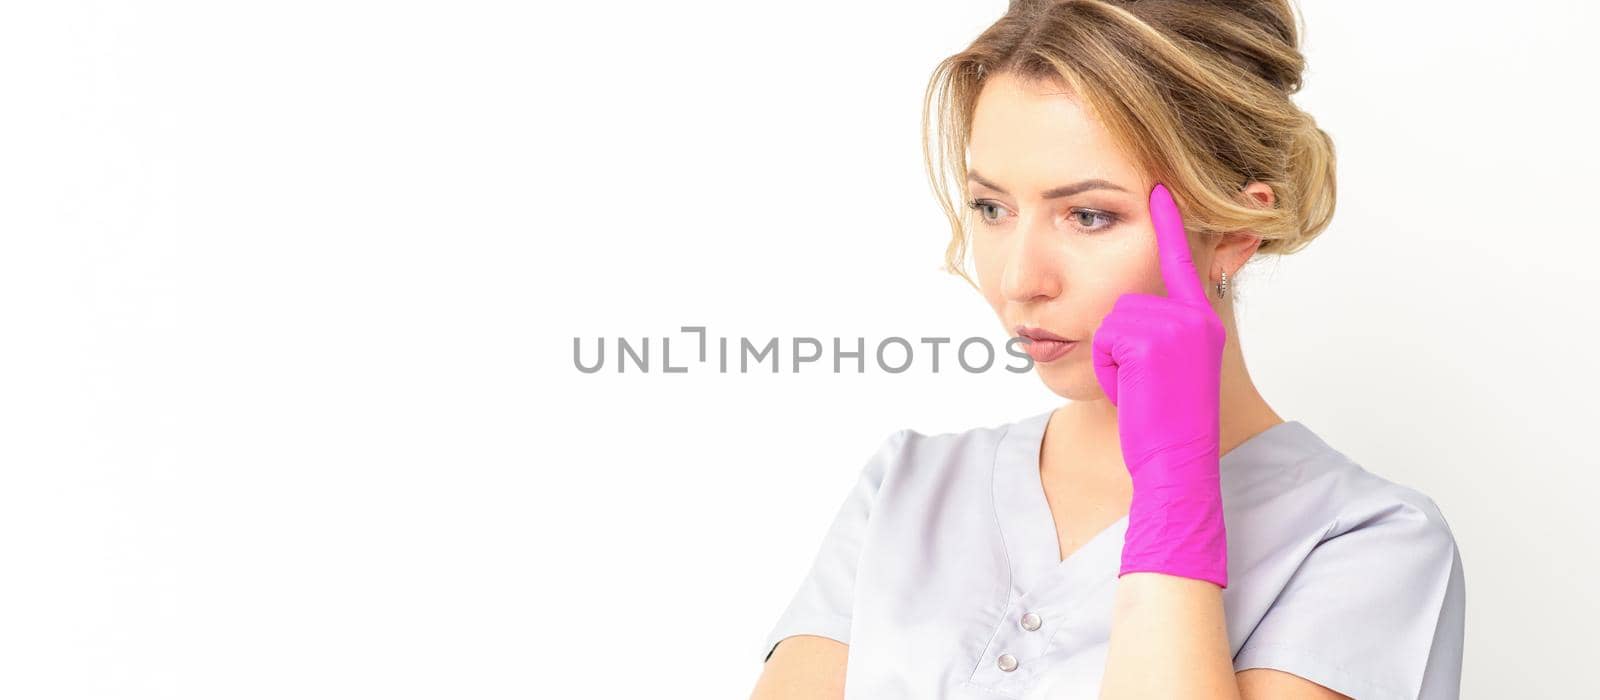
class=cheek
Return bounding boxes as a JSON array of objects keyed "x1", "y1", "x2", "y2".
[
  {"x1": 970, "y1": 227, "x2": 1163, "y2": 313},
  {"x1": 1097, "y1": 228, "x2": 1165, "y2": 292},
  {"x1": 1078, "y1": 240, "x2": 1162, "y2": 317}
]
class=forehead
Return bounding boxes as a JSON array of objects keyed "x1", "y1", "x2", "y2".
[{"x1": 967, "y1": 73, "x2": 1143, "y2": 192}]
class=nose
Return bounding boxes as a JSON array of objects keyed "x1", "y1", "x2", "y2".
[{"x1": 1001, "y1": 210, "x2": 1062, "y2": 304}]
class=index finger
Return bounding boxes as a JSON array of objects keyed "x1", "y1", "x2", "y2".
[{"x1": 1149, "y1": 182, "x2": 1208, "y2": 307}]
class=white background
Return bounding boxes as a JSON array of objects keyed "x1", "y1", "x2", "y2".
[{"x1": 2, "y1": 1, "x2": 1596, "y2": 697}]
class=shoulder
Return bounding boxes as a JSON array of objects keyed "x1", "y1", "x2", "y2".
[
  {"x1": 1233, "y1": 437, "x2": 1467, "y2": 699},
  {"x1": 853, "y1": 410, "x2": 1050, "y2": 502},
  {"x1": 1247, "y1": 424, "x2": 1460, "y2": 554},
  {"x1": 1306, "y1": 440, "x2": 1459, "y2": 553},
  {"x1": 875, "y1": 409, "x2": 1049, "y2": 472}
]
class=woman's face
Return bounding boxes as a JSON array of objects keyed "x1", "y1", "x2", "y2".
[{"x1": 968, "y1": 72, "x2": 1211, "y2": 401}]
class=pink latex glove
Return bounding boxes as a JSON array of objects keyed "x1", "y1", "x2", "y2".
[{"x1": 1091, "y1": 183, "x2": 1229, "y2": 589}]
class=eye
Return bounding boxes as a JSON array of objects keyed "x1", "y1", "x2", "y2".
[
  {"x1": 966, "y1": 198, "x2": 1010, "y2": 227},
  {"x1": 1068, "y1": 208, "x2": 1119, "y2": 233}
]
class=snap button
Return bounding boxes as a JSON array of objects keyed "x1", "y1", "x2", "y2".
[
  {"x1": 997, "y1": 653, "x2": 1018, "y2": 672},
  {"x1": 1020, "y1": 611, "x2": 1042, "y2": 631}
]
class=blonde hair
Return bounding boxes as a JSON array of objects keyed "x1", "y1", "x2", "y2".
[{"x1": 923, "y1": 0, "x2": 1336, "y2": 289}]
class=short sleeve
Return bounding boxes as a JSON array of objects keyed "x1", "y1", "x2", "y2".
[
  {"x1": 759, "y1": 429, "x2": 909, "y2": 664},
  {"x1": 1233, "y1": 494, "x2": 1466, "y2": 699}
]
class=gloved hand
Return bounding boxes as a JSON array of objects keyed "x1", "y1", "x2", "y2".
[{"x1": 1090, "y1": 182, "x2": 1229, "y2": 589}]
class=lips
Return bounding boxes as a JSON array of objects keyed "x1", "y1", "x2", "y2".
[
  {"x1": 1014, "y1": 325, "x2": 1080, "y2": 363},
  {"x1": 1015, "y1": 325, "x2": 1074, "y2": 343}
]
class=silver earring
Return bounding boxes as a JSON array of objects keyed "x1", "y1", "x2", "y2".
[{"x1": 1216, "y1": 269, "x2": 1230, "y2": 298}]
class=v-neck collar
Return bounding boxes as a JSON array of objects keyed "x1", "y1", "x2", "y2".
[
  {"x1": 990, "y1": 408, "x2": 1315, "y2": 604},
  {"x1": 992, "y1": 409, "x2": 1124, "y2": 603}
]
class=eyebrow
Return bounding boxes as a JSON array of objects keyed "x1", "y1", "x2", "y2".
[{"x1": 966, "y1": 170, "x2": 1129, "y2": 199}]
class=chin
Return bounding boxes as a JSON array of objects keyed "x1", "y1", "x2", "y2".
[{"x1": 1035, "y1": 364, "x2": 1104, "y2": 402}]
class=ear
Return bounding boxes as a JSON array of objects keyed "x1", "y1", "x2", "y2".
[
  {"x1": 1209, "y1": 181, "x2": 1275, "y2": 283},
  {"x1": 1242, "y1": 180, "x2": 1276, "y2": 209}
]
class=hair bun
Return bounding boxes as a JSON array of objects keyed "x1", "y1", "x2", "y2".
[{"x1": 1266, "y1": 118, "x2": 1336, "y2": 256}]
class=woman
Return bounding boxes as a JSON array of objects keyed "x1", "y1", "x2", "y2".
[{"x1": 750, "y1": 1, "x2": 1465, "y2": 698}]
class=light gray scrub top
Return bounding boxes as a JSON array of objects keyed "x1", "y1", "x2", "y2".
[{"x1": 760, "y1": 409, "x2": 1466, "y2": 700}]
